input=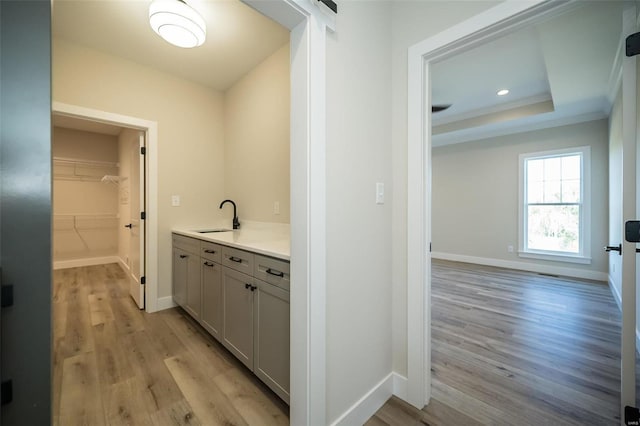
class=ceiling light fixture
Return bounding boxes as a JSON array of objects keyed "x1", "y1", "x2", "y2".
[
  {"x1": 149, "y1": 0, "x2": 206, "y2": 48},
  {"x1": 497, "y1": 89, "x2": 510, "y2": 96}
]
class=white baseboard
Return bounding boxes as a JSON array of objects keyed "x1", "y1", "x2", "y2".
[
  {"x1": 392, "y1": 373, "x2": 408, "y2": 400},
  {"x1": 608, "y1": 275, "x2": 622, "y2": 311},
  {"x1": 330, "y1": 373, "x2": 394, "y2": 426},
  {"x1": 157, "y1": 296, "x2": 177, "y2": 311},
  {"x1": 117, "y1": 257, "x2": 130, "y2": 275},
  {"x1": 432, "y1": 252, "x2": 608, "y2": 282},
  {"x1": 54, "y1": 256, "x2": 120, "y2": 270},
  {"x1": 610, "y1": 275, "x2": 640, "y2": 354}
]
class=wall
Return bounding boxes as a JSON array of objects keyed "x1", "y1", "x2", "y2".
[
  {"x1": 390, "y1": 0, "x2": 501, "y2": 379},
  {"x1": 325, "y1": 2, "x2": 393, "y2": 422},
  {"x1": 53, "y1": 38, "x2": 226, "y2": 299},
  {"x1": 224, "y1": 43, "x2": 290, "y2": 223},
  {"x1": 432, "y1": 119, "x2": 609, "y2": 278},
  {"x1": 53, "y1": 126, "x2": 119, "y2": 263},
  {"x1": 609, "y1": 89, "x2": 622, "y2": 302}
]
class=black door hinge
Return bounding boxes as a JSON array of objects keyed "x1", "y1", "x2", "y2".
[
  {"x1": 140, "y1": 146, "x2": 146, "y2": 155},
  {"x1": 141, "y1": 276, "x2": 146, "y2": 285},
  {"x1": 627, "y1": 32, "x2": 640, "y2": 57},
  {"x1": 1, "y1": 380, "x2": 13, "y2": 405},
  {"x1": 141, "y1": 212, "x2": 146, "y2": 220},
  {"x1": 1, "y1": 284, "x2": 14, "y2": 308},
  {"x1": 626, "y1": 406, "x2": 640, "y2": 425}
]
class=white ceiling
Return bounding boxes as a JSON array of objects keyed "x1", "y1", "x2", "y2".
[
  {"x1": 52, "y1": 0, "x2": 290, "y2": 92},
  {"x1": 431, "y1": 1, "x2": 624, "y2": 145}
]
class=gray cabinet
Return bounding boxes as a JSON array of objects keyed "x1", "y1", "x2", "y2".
[
  {"x1": 172, "y1": 234, "x2": 200, "y2": 309},
  {"x1": 254, "y1": 278, "x2": 290, "y2": 403},
  {"x1": 172, "y1": 247, "x2": 188, "y2": 307},
  {"x1": 201, "y1": 259, "x2": 222, "y2": 339},
  {"x1": 171, "y1": 232, "x2": 290, "y2": 404},
  {"x1": 222, "y1": 267, "x2": 255, "y2": 369}
]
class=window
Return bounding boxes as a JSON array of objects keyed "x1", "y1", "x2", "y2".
[{"x1": 519, "y1": 146, "x2": 591, "y2": 264}]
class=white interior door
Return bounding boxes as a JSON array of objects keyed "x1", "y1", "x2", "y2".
[
  {"x1": 620, "y1": 2, "x2": 638, "y2": 420},
  {"x1": 129, "y1": 132, "x2": 145, "y2": 309}
]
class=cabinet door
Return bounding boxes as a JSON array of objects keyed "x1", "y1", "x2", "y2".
[
  {"x1": 254, "y1": 279, "x2": 290, "y2": 404},
  {"x1": 222, "y1": 267, "x2": 254, "y2": 369},
  {"x1": 184, "y1": 252, "x2": 202, "y2": 319},
  {"x1": 172, "y1": 248, "x2": 188, "y2": 307},
  {"x1": 201, "y1": 260, "x2": 222, "y2": 339}
]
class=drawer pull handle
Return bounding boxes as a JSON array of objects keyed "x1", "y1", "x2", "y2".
[
  {"x1": 203, "y1": 261, "x2": 214, "y2": 267},
  {"x1": 204, "y1": 249, "x2": 216, "y2": 254},
  {"x1": 245, "y1": 283, "x2": 251, "y2": 289},
  {"x1": 250, "y1": 285, "x2": 256, "y2": 292},
  {"x1": 179, "y1": 255, "x2": 188, "y2": 259},
  {"x1": 229, "y1": 256, "x2": 242, "y2": 263},
  {"x1": 266, "y1": 268, "x2": 284, "y2": 277}
]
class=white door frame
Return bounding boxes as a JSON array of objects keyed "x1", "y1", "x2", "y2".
[
  {"x1": 52, "y1": 101, "x2": 159, "y2": 312},
  {"x1": 243, "y1": 2, "x2": 334, "y2": 423},
  {"x1": 621, "y1": 2, "x2": 638, "y2": 416},
  {"x1": 405, "y1": 0, "x2": 590, "y2": 408}
]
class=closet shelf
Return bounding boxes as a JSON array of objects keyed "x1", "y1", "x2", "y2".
[{"x1": 53, "y1": 156, "x2": 119, "y2": 182}]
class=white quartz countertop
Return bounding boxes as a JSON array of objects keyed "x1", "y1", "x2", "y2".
[{"x1": 172, "y1": 222, "x2": 290, "y2": 261}]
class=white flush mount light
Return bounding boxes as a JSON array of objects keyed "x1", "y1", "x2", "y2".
[
  {"x1": 497, "y1": 89, "x2": 510, "y2": 96},
  {"x1": 149, "y1": 0, "x2": 206, "y2": 48}
]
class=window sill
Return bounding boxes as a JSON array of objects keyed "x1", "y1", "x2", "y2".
[{"x1": 518, "y1": 250, "x2": 592, "y2": 265}]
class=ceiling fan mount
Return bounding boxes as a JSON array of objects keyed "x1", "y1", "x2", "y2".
[{"x1": 432, "y1": 104, "x2": 452, "y2": 113}]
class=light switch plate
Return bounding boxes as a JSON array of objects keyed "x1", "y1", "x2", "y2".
[
  {"x1": 171, "y1": 195, "x2": 180, "y2": 207},
  {"x1": 376, "y1": 183, "x2": 384, "y2": 204}
]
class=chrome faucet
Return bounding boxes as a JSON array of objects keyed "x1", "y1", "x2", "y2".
[{"x1": 219, "y1": 199, "x2": 240, "y2": 229}]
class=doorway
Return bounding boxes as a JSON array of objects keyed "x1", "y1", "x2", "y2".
[
  {"x1": 52, "y1": 105, "x2": 157, "y2": 311},
  {"x1": 406, "y1": 0, "x2": 638, "y2": 418}
]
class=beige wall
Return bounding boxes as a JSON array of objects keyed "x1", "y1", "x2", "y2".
[
  {"x1": 432, "y1": 119, "x2": 609, "y2": 274},
  {"x1": 390, "y1": 0, "x2": 501, "y2": 378},
  {"x1": 224, "y1": 43, "x2": 290, "y2": 224},
  {"x1": 53, "y1": 38, "x2": 226, "y2": 299},
  {"x1": 53, "y1": 127, "x2": 119, "y2": 261},
  {"x1": 325, "y1": 2, "x2": 393, "y2": 421}
]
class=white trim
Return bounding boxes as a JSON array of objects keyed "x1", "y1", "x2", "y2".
[
  {"x1": 157, "y1": 295, "x2": 177, "y2": 311},
  {"x1": 433, "y1": 109, "x2": 607, "y2": 147},
  {"x1": 329, "y1": 373, "x2": 393, "y2": 426},
  {"x1": 607, "y1": 32, "x2": 624, "y2": 108},
  {"x1": 407, "y1": 0, "x2": 561, "y2": 409},
  {"x1": 432, "y1": 93, "x2": 552, "y2": 127},
  {"x1": 52, "y1": 102, "x2": 160, "y2": 313},
  {"x1": 609, "y1": 274, "x2": 622, "y2": 311},
  {"x1": 432, "y1": 252, "x2": 608, "y2": 282},
  {"x1": 117, "y1": 256, "x2": 130, "y2": 275},
  {"x1": 53, "y1": 256, "x2": 120, "y2": 270},
  {"x1": 392, "y1": 373, "x2": 408, "y2": 400},
  {"x1": 518, "y1": 251, "x2": 591, "y2": 265}
]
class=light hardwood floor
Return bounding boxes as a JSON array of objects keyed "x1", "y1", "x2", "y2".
[
  {"x1": 53, "y1": 263, "x2": 289, "y2": 426},
  {"x1": 367, "y1": 259, "x2": 624, "y2": 426}
]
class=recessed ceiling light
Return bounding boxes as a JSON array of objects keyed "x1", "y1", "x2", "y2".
[
  {"x1": 497, "y1": 89, "x2": 510, "y2": 96},
  {"x1": 149, "y1": 0, "x2": 206, "y2": 48}
]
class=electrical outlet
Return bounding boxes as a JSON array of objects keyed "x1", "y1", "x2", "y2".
[
  {"x1": 171, "y1": 195, "x2": 180, "y2": 207},
  {"x1": 507, "y1": 245, "x2": 514, "y2": 253},
  {"x1": 274, "y1": 201, "x2": 280, "y2": 215}
]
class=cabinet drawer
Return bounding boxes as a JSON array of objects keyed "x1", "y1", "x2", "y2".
[
  {"x1": 172, "y1": 234, "x2": 200, "y2": 254},
  {"x1": 254, "y1": 255, "x2": 290, "y2": 291},
  {"x1": 221, "y1": 246, "x2": 254, "y2": 275},
  {"x1": 201, "y1": 241, "x2": 222, "y2": 263}
]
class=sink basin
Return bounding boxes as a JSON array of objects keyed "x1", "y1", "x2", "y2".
[{"x1": 194, "y1": 229, "x2": 232, "y2": 233}]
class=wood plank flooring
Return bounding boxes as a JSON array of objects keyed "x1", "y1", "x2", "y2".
[
  {"x1": 367, "y1": 260, "x2": 625, "y2": 426},
  {"x1": 53, "y1": 263, "x2": 289, "y2": 426}
]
